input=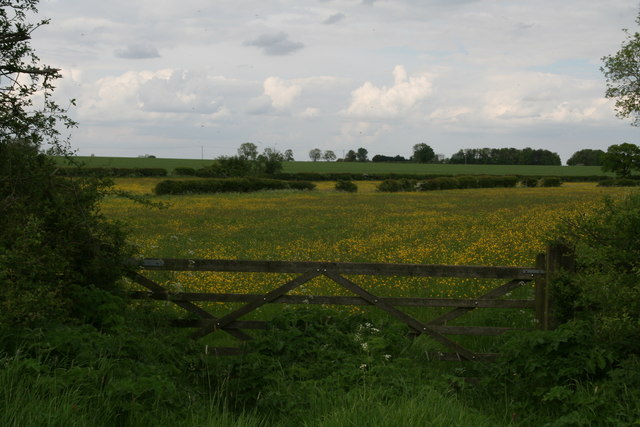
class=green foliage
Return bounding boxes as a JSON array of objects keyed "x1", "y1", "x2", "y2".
[
  {"x1": 601, "y1": 12, "x2": 640, "y2": 126},
  {"x1": 520, "y1": 177, "x2": 539, "y2": 187},
  {"x1": 473, "y1": 191, "x2": 640, "y2": 425},
  {"x1": 552, "y1": 193, "x2": 640, "y2": 353},
  {"x1": 449, "y1": 147, "x2": 561, "y2": 165},
  {"x1": 567, "y1": 149, "x2": 605, "y2": 166},
  {"x1": 223, "y1": 308, "x2": 415, "y2": 420},
  {"x1": 412, "y1": 143, "x2": 435, "y2": 163},
  {"x1": 601, "y1": 143, "x2": 640, "y2": 177},
  {"x1": 377, "y1": 178, "x2": 417, "y2": 192},
  {"x1": 334, "y1": 179, "x2": 358, "y2": 192},
  {"x1": 172, "y1": 167, "x2": 196, "y2": 176},
  {"x1": 154, "y1": 178, "x2": 315, "y2": 195},
  {"x1": 0, "y1": 2, "x2": 131, "y2": 327},
  {"x1": 477, "y1": 323, "x2": 640, "y2": 426},
  {"x1": 417, "y1": 176, "x2": 459, "y2": 190},
  {"x1": 0, "y1": 315, "x2": 218, "y2": 426},
  {"x1": 539, "y1": 176, "x2": 562, "y2": 187}
]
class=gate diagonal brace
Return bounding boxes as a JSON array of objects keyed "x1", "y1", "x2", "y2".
[
  {"x1": 126, "y1": 271, "x2": 253, "y2": 341},
  {"x1": 427, "y1": 279, "x2": 529, "y2": 326},
  {"x1": 322, "y1": 271, "x2": 480, "y2": 361},
  {"x1": 189, "y1": 269, "x2": 321, "y2": 340}
]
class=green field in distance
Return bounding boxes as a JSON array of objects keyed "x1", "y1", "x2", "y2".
[{"x1": 53, "y1": 155, "x2": 608, "y2": 176}]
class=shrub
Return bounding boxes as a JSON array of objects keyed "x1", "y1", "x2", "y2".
[
  {"x1": 377, "y1": 179, "x2": 417, "y2": 192},
  {"x1": 335, "y1": 180, "x2": 358, "y2": 193},
  {"x1": 540, "y1": 176, "x2": 562, "y2": 187},
  {"x1": 520, "y1": 177, "x2": 539, "y2": 187},
  {"x1": 455, "y1": 175, "x2": 479, "y2": 189},
  {"x1": 172, "y1": 167, "x2": 196, "y2": 176}
]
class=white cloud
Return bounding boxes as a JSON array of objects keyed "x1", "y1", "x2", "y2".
[
  {"x1": 346, "y1": 66, "x2": 433, "y2": 118},
  {"x1": 480, "y1": 72, "x2": 613, "y2": 125},
  {"x1": 263, "y1": 77, "x2": 302, "y2": 109}
]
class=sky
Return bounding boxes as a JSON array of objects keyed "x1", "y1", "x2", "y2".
[{"x1": 32, "y1": 0, "x2": 640, "y2": 163}]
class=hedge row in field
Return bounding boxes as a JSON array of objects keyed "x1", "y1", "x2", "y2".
[
  {"x1": 154, "y1": 178, "x2": 316, "y2": 195},
  {"x1": 58, "y1": 167, "x2": 168, "y2": 177},
  {"x1": 271, "y1": 172, "x2": 612, "y2": 183},
  {"x1": 378, "y1": 175, "x2": 525, "y2": 192}
]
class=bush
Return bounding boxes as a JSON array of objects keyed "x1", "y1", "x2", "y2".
[
  {"x1": 172, "y1": 167, "x2": 196, "y2": 176},
  {"x1": 377, "y1": 179, "x2": 417, "y2": 192},
  {"x1": 335, "y1": 180, "x2": 358, "y2": 193},
  {"x1": 520, "y1": 177, "x2": 539, "y2": 187},
  {"x1": 416, "y1": 177, "x2": 458, "y2": 191},
  {"x1": 154, "y1": 178, "x2": 315, "y2": 195},
  {"x1": 540, "y1": 176, "x2": 562, "y2": 187},
  {"x1": 455, "y1": 175, "x2": 479, "y2": 189}
]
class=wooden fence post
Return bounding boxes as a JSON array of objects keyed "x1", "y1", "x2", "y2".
[
  {"x1": 534, "y1": 252, "x2": 547, "y2": 330},
  {"x1": 541, "y1": 242, "x2": 575, "y2": 330}
]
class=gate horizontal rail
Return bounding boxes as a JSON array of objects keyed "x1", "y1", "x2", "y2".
[{"x1": 129, "y1": 258, "x2": 544, "y2": 280}]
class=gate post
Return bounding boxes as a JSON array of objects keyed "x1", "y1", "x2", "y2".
[
  {"x1": 534, "y1": 252, "x2": 548, "y2": 330},
  {"x1": 538, "y1": 242, "x2": 575, "y2": 330}
]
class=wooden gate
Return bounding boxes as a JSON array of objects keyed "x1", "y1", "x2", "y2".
[{"x1": 126, "y1": 245, "x2": 572, "y2": 362}]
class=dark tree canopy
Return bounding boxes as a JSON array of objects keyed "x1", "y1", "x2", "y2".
[
  {"x1": 309, "y1": 148, "x2": 322, "y2": 162},
  {"x1": 567, "y1": 149, "x2": 605, "y2": 166},
  {"x1": 412, "y1": 143, "x2": 435, "y2": 163},
  {"x1": 356, "y1": 147, "x2": 368, "y2": 162},
  {"x1": 601, "y1": 13, "x2": 640, "y2": 126},
  {"x1": 344, "y1": 149, "x2": 357, "y2": 162},
  {"x1": 601, "y1": 143, "x2": 640, "y2": 177}
]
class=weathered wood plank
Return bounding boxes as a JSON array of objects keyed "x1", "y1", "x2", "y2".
[
  {"x1": 130, "y1": 258, "x2": 544, "y2": 280},
  {"x1": 129, "y1": 291, "x2": 534, "y2": 309}
]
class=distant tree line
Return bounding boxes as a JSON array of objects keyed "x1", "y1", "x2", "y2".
[{"x1": 448, "y1": 147, "x2": 561, "y2": 166}]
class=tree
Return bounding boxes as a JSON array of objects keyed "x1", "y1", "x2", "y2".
[
  {"x1": 356, "y1": 147, "x2": 368, "y2": 162},
  {"x1": 322, "y1": 150, "x2": 337, "y2": 162},
  {"x1": 258, "y1": 147, "x2": 284, "y2": 174},
  {"x1": 567, "y1": 149, "x2": 605, "y2": 166},
  {"x1": 412, "y1": 143, "x2": 435, "y2": 163},
  {"x1": 601, "y1": 13, "x2": 640, "y2": 126},
  {"x1": 237, "y1": 142, "x2": 258, "y2": 160},
  {"x1": 284, "y1": 149, "x2": 294, "y2": 161},
  {"x1": 601, "y1": 143, "x2": 640, "y2": 177},
  {"x1": 345, "y1": 150, "x2": 357, "y2": 162},
  {"x1": 1, "y1": 1, "x2": 130, "y2": 327},
  {"x1": 309, "y1": 148, "x2": 322, "y2": 162}
]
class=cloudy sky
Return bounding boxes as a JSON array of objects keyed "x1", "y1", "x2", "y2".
[{"x1": 33, "y1": 0, "x2": 640, "y2": 163}]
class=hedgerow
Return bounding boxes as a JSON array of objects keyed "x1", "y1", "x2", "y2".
[{"x1": 154, "y1": 178, "x2": 316, "y2": 195}]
